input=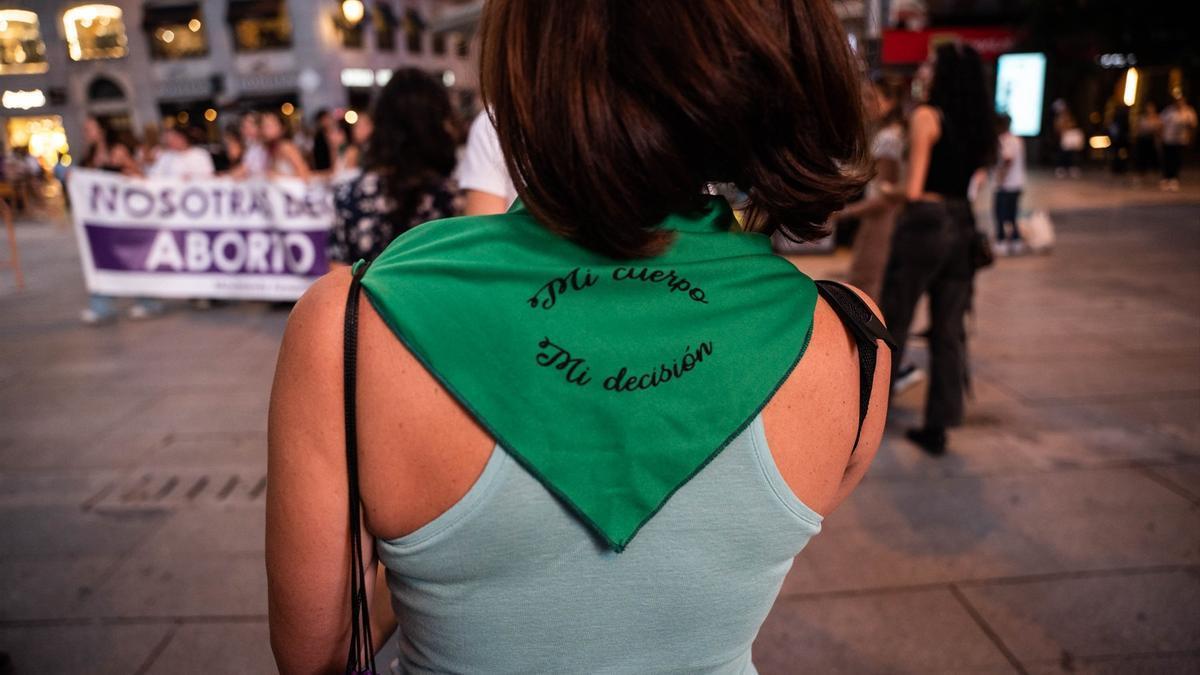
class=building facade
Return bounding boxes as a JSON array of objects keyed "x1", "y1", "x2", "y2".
[{"x1": 1, "y1": 0, "x2": 478, "y2": 169}]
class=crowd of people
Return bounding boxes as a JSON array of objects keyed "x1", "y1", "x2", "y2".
[
  {"x1": 1053, "y1": 94, "x2": 1198, "y2": 189},
  {"x1": 42, "y1": 41, "x2": 1200, "y2": 460},
  {"x1": 832, "y1": 55, "x2": 1195, "y2": 455},
  {"x1": 1127, "y1": 96, "x2": 1198, "y2": 190},
  {"x1": 70, "y1": 66, "x2": 516, "y2": 324}
]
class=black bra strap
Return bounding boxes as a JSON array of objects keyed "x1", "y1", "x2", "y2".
[
  {"x1": 814, "y1": 280, "x2": 897, "y2": 454},
  {"x1": 343, "y1": 261, "x2": 377, "y2": 675}
]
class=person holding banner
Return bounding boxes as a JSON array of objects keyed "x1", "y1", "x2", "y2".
[
  {"x1": 78, "y1": 118, "x2": 165, "y2": 324},
  {"x1": 148, "y1": 125, "x2": 215, "y2": 181},
  {"x1": 262, "y1": 112, "x2": 311, "y2": 180},
  {"x1": 80, "y1": 117, "x2": 139, "y2": 177},
  {"x1": 235, "y1": 113, "x2": 270, "y2": 178},
  {"x1": 327, "y1": 69, "x2": 462, "y2": 265}
]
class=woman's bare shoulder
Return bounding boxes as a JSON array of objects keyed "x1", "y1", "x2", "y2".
[{"x1": 761, "y1": 285, "x2": 890, "y2": 516}]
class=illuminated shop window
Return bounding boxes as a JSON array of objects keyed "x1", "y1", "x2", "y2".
[
  {"x1": 0, "y1": 9, "x2": 49, "y2": 75},
  {"x1": 337, "y1": 0, "x2": 365, "y2": 49},
  {"x1": 228, "y1": 0, "x2": 292, "y2": 52},
  {"x1": 63, "y1": 4, "x2": 127, "y2": 61},
  {"x1": 144, "y1": 4, "x2": 208, "y2": 60},
  {"x1": 6, "y1": 116, "x2": 69, "y2": 169}
]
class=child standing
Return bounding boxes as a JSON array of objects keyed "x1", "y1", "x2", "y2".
[{"x1": 993, "y1": 113, "x2": 1026, "y2": 256}]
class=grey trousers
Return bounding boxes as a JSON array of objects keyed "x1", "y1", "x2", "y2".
[{"x1": 881, "y1": 200, "x2": 976, "y2": 429}]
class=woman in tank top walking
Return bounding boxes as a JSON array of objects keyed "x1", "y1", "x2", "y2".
[
  {"x1": 881, "y1": 43, "x2": 996, "y2": 456},
  {"x1": 267, "y1": 1, "x2": 892, "y2": 672}
]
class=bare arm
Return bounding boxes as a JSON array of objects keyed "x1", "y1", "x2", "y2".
[
  {"x1": 996, "y1": 157, "x2": 1012, "y2": 185},
  {"x1": 762, "y1": 283, "x2": 892, "y2": 518},
  {"x1": 822, "y1": 286, "x2": 892, "y2": 514},
  {"x1": 341, "y1": 146, "x2": 360, "y2": 172},
  {"x1": 905, "y1": 105, "x2": 940, "y2": 201},
  {"x1": 464, "y1": 189, "x2": 509, "y2": 216},
  {"x1": 277, "y1": 142, "x2": 311, "y2": 180},
  {"x1": 112, "y1": 145, "x2": 142, "y2": 177},
  {"x1": 837, "y1": 156, "x2": 903, "y2": 220},
  {"x1": 267, "y1": 269, "x2": 382, "y2": 674}
]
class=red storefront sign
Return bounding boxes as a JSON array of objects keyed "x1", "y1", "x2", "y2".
[{"x1": 882, "y1": 27, "x2": 1018, "y2": 64}]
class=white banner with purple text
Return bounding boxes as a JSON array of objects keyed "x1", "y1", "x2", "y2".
[{"x1": 68, "y1": 168, "x2": 333, "y2": 301}]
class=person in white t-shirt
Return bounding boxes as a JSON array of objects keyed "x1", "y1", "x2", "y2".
[
  {"x1": 149, "y1": 125, "x2": 215, "y2": 180},
  {"x1": 992, "y1": 113, "x2": 1026, "y2": 255},
  {"x1": 148, "y1": 125, "x2": 217, "y2": 310},
  {"x1": 456, "y1": 110, "x2": 517, "y2": 215},
  {"x1": 235, "y1": 112, "x2": 270, "y2": 178},
  {"x1": 1160, "y1": 96, "x2": 1197, "y2": 191}
]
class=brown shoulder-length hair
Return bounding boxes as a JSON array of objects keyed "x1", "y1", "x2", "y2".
[{"x1": 481, "y1": 0, "x2": 870, "y2": 259}]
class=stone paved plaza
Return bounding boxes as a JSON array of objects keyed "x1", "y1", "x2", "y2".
[{"x1": 1, "y1": 172, "x2": 1198, "y2": 673}]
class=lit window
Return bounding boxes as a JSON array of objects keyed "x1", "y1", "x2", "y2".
[
  {"x1": 228, "y1": 0, "x2": 292, "y2": 52},
  {"x1": 63, "y1": 4, "x2": 127, "y2": 61},
  {"x1": 337, "y1": 0, "x2": 365, "y2": 50},
  {"x1": 0, "y1": 9, "x2": 49, "y2": 74},
  {"x1": 144, "y1": 4, "x2": 208, "y2": 60}
]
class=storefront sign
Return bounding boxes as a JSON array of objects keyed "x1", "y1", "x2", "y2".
[
  {"x1": 882, "y1": 27, "x2": 1017, "y2": 64},
  {"x1": 68, "y1": 169, "x2": 333, "y2": 300}
]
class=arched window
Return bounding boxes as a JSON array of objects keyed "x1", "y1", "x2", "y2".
[
  {"x1": 87, "y1": 76, "x2": 125, "y2": 102},
  {"x1": 0, "y1": 9, "x2": 49, "y2": 74},
  {"x1": 63, "y1": 4, "x2": 127, "y2": 61}
]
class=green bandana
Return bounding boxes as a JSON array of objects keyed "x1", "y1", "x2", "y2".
[{"x1": 359, "y1": 198, "x2": 817, "y2": 551}]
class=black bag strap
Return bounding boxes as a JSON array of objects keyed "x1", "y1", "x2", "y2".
[
  {"x1": 343, "y1": 261, "x2": 377, "y2": 675},
  {"x1": 814, "y1": 280, "x2": 897, "y2": 454}
]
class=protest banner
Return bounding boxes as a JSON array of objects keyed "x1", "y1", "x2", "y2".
[{"x1": 68, "y1": 168, "x2": 333, "y2": 301}]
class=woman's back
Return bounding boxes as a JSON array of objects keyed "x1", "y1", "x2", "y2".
[
  {"x1": 266, "y1": 2, "x2": 887, "y2": 672},
  {"x1": 349, "y1": 243, "x2": 883, "y2": 671},
  {"x1": 375, "y1": 419, "x2": 819, "y2": 673}
]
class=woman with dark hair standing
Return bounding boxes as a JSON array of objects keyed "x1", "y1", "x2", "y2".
[
  {"x1": 268, "y1": 2, "x2": 891, "y2": 672},
  {"x1": 260, "y1": 111, "x2": 310, "y2": 179},
  {"x1": 326, "y1": 69, "x2": 462, "y2": 264},
  {"x1": 77, "y1": 117, "x2": 162, "y2": 324},
  {"x1": 882, "y1": 42, "x2": 996, "y2": 456},
  {"x1": 80, "y1": 117, "x2": 140, "y2": 176}
]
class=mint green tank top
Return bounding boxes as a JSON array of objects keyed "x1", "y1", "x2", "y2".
[{"x1": 376, "y1": 414, "x2": 822, "y2": 673}]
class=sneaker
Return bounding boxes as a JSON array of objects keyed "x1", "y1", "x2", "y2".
[
  {"x1": 905, "y1": 427, "x2": 947, "y2": 456},
  {"x1": 79, "y1": 307, "x2": 115, "y2": 325},
  {"x1": 992, "y1": 241, "x2": 1011, "y2": 258},
  {"x1": 1009, "y1": 240, "x2": 1029, "y2": 256},
  {"x1": 127, "y1": 303, "x2": 164, "y2": 321},
  {"x1": 892, "y1": 364, "x2": 925, "y2": 395}
]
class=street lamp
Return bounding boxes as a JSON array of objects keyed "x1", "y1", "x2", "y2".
[
  {"x1": 341, "y1": 0, "x2": 365, "y2": 25},
  {"x1": 1123, "y1": 67, "x2": 1138, "y2": 107}
]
